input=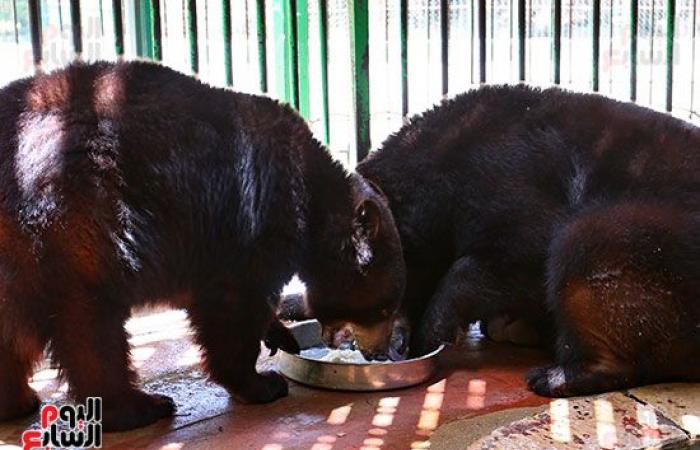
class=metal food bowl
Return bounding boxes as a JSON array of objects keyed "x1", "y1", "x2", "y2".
[{"x1": 278, "y1": 319, "x2": 445, "y2": 391}]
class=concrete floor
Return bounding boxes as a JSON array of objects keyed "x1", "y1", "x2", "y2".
[{"x1": 0, "y1": 310, "x2": 697, "y2": 450}]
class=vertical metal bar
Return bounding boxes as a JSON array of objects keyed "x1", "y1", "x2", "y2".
[
  {"x1": 256, "y1": 0, "x2": 268, "y2": 92},
  {"x1": 518, "y1": 0, "x2": 525, "y2": 81},
  {"x1": 608, "y1": 0, "x2": 613, "y2": 92},
  {"x1": 440, "y1": 0, "x2": 449, "y2": 95},
  {"x1": 297, "y1": 0, "x2": 311, "y2": 118},
  {"x1": 113, "y1": 0, "x2": 124, "y2": 57},
  {"x1": 70, "y1": 0, "x2": 83, "y2": 58},
  {"x1": 666, "y1": 0, "x2": 675, "y2": 111},
  {"x1": 630, "y1": 0, "x2": 638, "y2": 100},
  {"x1": 151, "y1": 0, "x2": 162, "y2": 60},
  {"x1": 28, "y1": 0, "x2": 42, "y2": 70},
  {"x1": 99, "y1": 0, "x2": 105, "y2": 35},
  {"x1": 350, "y1": 0, "x2": 371, "y2": 162},
  {"x1": 12, "y1": 0, "x2": 19, "y2": 43},
  {"x1": 691, "y1": 0, "x2": 697, "y2": 114},
  {"x1": 187, "y1": 0, "x2": 199, "y2": 73},
  {"x1": 318, "y1": 0, "x2": 329, "y2": 143},
  {"x1": 479, "y1": 0, "x2": 486, "y2": 82},
  {"x1": 400, "y1": 0, "x2": 408, "y2": 116},
  {"x1": 222, "y1": 0, "x2": 233, "y2": 85},
  {"x1": 592, "y1": 0, "x2": 600, "y2": 91},
  {"x1": 470, "y1": 0, "x2": 475, "y2": 83},
  {"x1": 553, "y1": 0, "x2": 561, "y2": 83},
  {"x1": 289, "y1": 0, "x2": 299, "y2": 107},
  {"x1": 59, "y1": 0, "x2": 65, "y2": 32},
  {"x1": 650, "y1": 0, "x2": 656, "y2": 100}
]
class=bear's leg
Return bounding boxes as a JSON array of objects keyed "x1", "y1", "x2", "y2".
[
  {"x1": 50, "y1": 289, "x2": 175, "y2": 431},
  {"x1": 189, "y1": 285, "x2": 288, "y2": 404},
  {"x1": 0, "y1": 338, "x2": 42, "y2": 421},
  {"x1": 411, "y1": 257, "x2": 511, "y2": 356},
  {"x1": 527, "y1": 201, "x2": 700, "y2": 397}
]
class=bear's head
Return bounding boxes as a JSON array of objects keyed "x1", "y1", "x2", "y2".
[{"x1": 300, "y1": 174, "x2": 406, "y2": 360}]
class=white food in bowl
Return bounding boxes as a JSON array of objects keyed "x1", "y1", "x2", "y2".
[{"x1": 300, "y1": 347, "x2": 389, "y2": 364}]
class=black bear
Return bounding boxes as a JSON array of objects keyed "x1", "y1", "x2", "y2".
[
  {"x1": 0, "y1": 61, "x2": 405, "y2": 431},
  {"x1": 357, "y1": 84, "x2": 700, "y2": 397}
]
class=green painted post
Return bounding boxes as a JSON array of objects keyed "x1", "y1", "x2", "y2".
[
  {"x1": 28, "y1": 0, "x2": 42, "y2": 69},
  {"x1": 666, "y1": 0, "x2": 675, "y2": 111},
  {"x1": 592, "y1": 0, "x2": 600, "y2": 91},
  {"x1": 222, "y1": 0, "x2": 233, "y2": 85},
  {"x1": 350, "y1": 0, "x2": 370, "y2": 161},
  {"x1": 296, "y1": 0, "x2": 311, "y2": 119},
  {"x1": 256, "y1": 0, "x2": 268, "y2": 92},
  {"x1": 151, "y1": 0, "x2": 162, "y2": 60},
  {"x1": 400, "y1": 0, "x2": 408, "y2": 117},
  {"x1": 135, "y1": 0, "x2": 153, "y2": 58},
  {"x1": 630, "y1": 0, "x2": 638, "y2": 100},
  {"x1": 70, "y1": 0, "x2": 83, "y2": 57},
  {"x1": 113, "y1": 0, "x2": 124, "y2": 57},
  {"x1": 187, "y1": 0, "x2": 198, "y2": 73},
  {"x1": 272, "y1": 0, "x2": 298, "y2": 107},
  {"x1": 318, "y1": 0, "x2": 330, "y2": 143}
]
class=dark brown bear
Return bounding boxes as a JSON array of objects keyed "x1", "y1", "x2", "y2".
[
  {"x1": 357, "y1": 85, "x2": 700, "y2": 397},
  {"x1": 0, "y1": 61, "x2": 405, "y2": 431}
]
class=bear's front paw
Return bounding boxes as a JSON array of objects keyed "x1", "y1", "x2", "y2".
[
  {"x1": 102, "y1": 391, "x2": 176, "y2": 432},
  {"x1": 525, "y1": 365, "x2": 568, "y2": 397},
  {"x1": 230, "y1": 371, "x2": 289, "y2": 404},
  {"x1": 264, "y1": 320, "x2": 300, "y2": 356}
]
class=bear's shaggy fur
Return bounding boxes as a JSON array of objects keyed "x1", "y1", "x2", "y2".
[
  {"x1": 0, "y1": 61, "x2": 405, "y2": 430},
  {"x1": 358, "y1": 84, "x2": 700, "y2": 396}
]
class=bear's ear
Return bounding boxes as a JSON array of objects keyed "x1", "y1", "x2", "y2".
[
  {"x1": 354, "y1": 198, "x2": 382, "y2": 241},
  {"x1": 352, "y1": 198, "x2": 382, "y2": 269}
]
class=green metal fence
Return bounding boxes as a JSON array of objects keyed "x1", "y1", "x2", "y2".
[{"x1": 0, "y1": 0, "x2": 698, "y2": 166}]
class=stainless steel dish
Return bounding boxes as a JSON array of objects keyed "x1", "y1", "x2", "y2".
[{"x1": 278, "y1": 319, "x2": 445, "y2": 391}]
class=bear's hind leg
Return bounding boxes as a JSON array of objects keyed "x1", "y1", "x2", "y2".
[
  {"x1": 528, "y1": 201, "x2": 700, "y2": 397},
  {"x1": 49, "y1": 286, "x2": 175, "y2": 431},
  {"x1": 0, "y1": 336, "x2": 42, "y2": 421}
]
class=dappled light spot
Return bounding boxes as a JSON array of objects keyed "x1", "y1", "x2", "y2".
[
  {"x1": 160, "y1": 443, "x2": 184, "y2": 450},
  {"x1": 132, "y1": 346, "x2": 156, "y2": 368},
  {"x1": 361, "y1": 397, "x2": 401, "y2": 449},
  {"x1": 410, "y1": 440, "x2": 431, "y2": 449},
  {"x1": 594, "y1": 399, "x2": 617, "y2": 449},
  {"x1": 681, "y1": 414, "x2": 700, "y2": 436},
  {"x1": 326, "y1": 404, "x2": 353, "y2": 425},
  {"x1": 371, "y1": 412, "x2": 394, "y2": 428},
  {"x1": 550, "y1": 399, "x2": 571, "y2": 443},
  {"x1": 368, "y1": 428, "x2": 387, "y2": 436},
  {"x1": 310, "y1": 434, "x2": 336, "y2": 450},
  {"x1": 416, "y1": 379, "x2": 447, "y2": 439},
  {"x1": 636, "y1": 403, "x2": 660, "y2": 445},
  {"x1": 177, "y1": 345, "x2": 203, "y2": 367},
  {"x1": 261, "y1": 444, "x2": 283, "y2": 450},
  {"x1": 466, "y1": 378, "x2": 486, "y2": 410}
]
